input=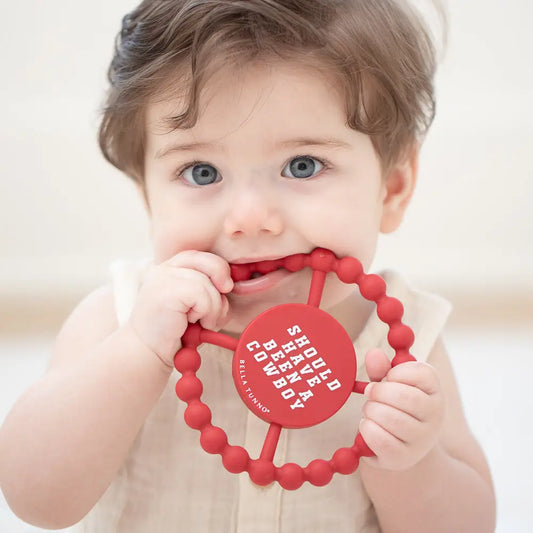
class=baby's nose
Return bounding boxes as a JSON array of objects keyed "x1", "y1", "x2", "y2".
[{"x1": 223, "y1": 185, "x2": 284, "y2": 239}]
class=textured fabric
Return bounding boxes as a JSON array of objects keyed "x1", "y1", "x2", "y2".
[{"x1": 76, "y1": 260, "x2": 451, "y2": 533}]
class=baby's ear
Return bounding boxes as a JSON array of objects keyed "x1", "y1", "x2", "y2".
[{"x1": 380, "y1": 145, "x2": 419, "y2": 233}]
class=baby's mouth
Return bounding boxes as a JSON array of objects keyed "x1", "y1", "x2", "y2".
[
  {"x1": 230, "y1": 259, "x2": 287, "y2": 282},
  {"x1": 229, "y1": 252, "x2": 313, "y2": 285}
]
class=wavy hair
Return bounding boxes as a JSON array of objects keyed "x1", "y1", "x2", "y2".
[{"x1": 99, "y1": 0, "x2": 446, "y2": 182}]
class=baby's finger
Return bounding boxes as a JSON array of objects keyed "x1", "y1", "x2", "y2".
[
  {"x1": 166, "y1": 250, "x2": 233, "y2": 294},
  {"x1": 365, "y1": 348, "x2": 391, "y2": 382},
  {"x1": 362, "y1": 400, "x2": 421, "y2": 443},
  {"x1": 178, "y1": 272, "x2": 227, "y2": 330},
  {"x1": 214, "y1": 295, "x2": 230, "y2": 330},
  {"x1": 358, "y1": 417, "x2": 405, "y2": 466},
  {"x1": 385, "y1": 361, "x2": 440, "y2": 395},
  {"x1": 365, "y1": 381, "x2": 430, "y2": 421},
  {"x1": 197, "y1": 292, "x2": 228, "y2": 331}
]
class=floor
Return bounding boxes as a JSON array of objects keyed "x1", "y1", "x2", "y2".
[{"x1": 1, "y1": 324, "x2": 532, "y2": 532}]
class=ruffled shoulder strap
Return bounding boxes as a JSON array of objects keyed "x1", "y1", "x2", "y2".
[{"x1": 109, "y1": 258, "x2": 152, "y2": 326}]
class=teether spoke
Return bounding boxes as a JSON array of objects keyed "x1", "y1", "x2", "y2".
[
  {"x1": 259, "y1": 423, "x2": 282, "y2": 462},
  {"x1": 199, "y1": 329, "x2": 239, "y2": 351},
  {"x1": 307, "y1": 269, "x2": 326, "y2": 307},
  {"x1": 353, "y1": 380, "x2": 370, "y2": 394}
]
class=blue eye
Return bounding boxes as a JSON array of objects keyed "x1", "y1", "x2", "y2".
[
  {"x1": 177, "y1": 155, "x2": 327, "y2": 185},
  {"x1": 181, "y1": 163, "x2": 221, "y2": 186},
  {"x1": 283, "y1": 156, "x2": 324, "y2": 179}
]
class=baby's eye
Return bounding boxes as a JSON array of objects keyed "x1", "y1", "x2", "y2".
[
  {"x1": 282, "y1": 156, "x2": 324, "y2": 179},
  {"x1": 181, "y1": 163, "x2": 221, "y2": 186}
]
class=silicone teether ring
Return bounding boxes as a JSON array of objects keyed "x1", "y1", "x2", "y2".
[{"x1": 174, "y1": 248, "x2": 416, "y2": 489}]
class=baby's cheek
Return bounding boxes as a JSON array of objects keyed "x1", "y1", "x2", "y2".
[
  {"x1": 308, "y1": 222, "x2": 380, "y2": 271},
  {"x1": 150, "y1": 218, "x2": 213, "y2": 263},
  {"x1": 151, "y1": 230, "x2": 182, "y2": 264}
]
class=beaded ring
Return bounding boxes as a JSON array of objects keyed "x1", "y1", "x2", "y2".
[{"x1": 174, "y1": 248, "x2": 416, "y2": 489}]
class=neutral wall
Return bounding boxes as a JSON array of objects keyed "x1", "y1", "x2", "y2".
[{"x1": 1, "y1": 1, "x2": 532, "y2": 308}]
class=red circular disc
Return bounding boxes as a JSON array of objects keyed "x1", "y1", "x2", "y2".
[{"x1": 232, "y1": 303, "x2": 357, "y2": 428}]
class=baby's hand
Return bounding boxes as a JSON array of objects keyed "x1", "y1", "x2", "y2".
[
  {"x1": 128, "y1": 251, "x2": 234, "y2": 368},
  {"x1": 359, "y1": 349, "x2": 445, "y2": 471}
]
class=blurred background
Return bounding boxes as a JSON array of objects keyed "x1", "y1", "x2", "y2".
[{"x1": 1, "y1": 0, "x2": 531, "y2": 531}]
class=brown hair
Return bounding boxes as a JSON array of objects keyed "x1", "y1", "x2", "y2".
[{"x1": 98, "y1": 0, "x2": 445, "y2": 183}]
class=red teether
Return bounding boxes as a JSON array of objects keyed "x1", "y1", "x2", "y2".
[{"x1": 174, "y1": 248, "x2": 415, "y2": 489}]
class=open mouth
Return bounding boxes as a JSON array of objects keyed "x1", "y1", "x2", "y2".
[
  {"x1": 230, "y1": 259, "x2": 286, "y2": 282},
  {"x1": 227, "y1": 252, "x2": 317, "y2": 295},
  {"x1": 228, "y1": 253, "x2": 311, "y2": 293}
]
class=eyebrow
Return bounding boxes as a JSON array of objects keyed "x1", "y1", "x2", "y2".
[{"x1": 154, "y1": 137, "x2": 352, "y2": 158}]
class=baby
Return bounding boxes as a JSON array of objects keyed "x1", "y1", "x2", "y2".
[{"x1": 0, "y1": 1, "x2": 496, "y2": 532}]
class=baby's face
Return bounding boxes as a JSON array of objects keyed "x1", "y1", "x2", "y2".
[{"x1": 143, "y1": 60, "x2": 401, "y2": 333}]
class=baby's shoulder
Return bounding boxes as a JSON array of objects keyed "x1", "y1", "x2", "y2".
[{"x1": 48, "y1": 285, "x2": 118, "y2": 371}]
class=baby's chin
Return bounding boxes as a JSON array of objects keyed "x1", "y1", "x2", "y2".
[
  {"x1": 221, "y1": 276, "x2": 359, "y2": 337},
  {"x1": 221, "y1": 294, "x2": 307, "y2": 337}
]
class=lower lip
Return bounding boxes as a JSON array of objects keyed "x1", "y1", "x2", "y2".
[{"x1": 231, "y1": 268, "x2": 292, "y2": 295}]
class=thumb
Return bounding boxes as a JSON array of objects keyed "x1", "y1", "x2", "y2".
[{"x1": 365, "y1": 348, "x2": 391, "y2": 382}]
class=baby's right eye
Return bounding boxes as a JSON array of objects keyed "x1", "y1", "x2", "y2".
[{"x1": 180, "y1": 162, "x2": 221, "y2": 186}]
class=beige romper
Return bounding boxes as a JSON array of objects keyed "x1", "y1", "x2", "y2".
[{"x1": 76, "y1": 261, "x2": 451, "y2": 533}]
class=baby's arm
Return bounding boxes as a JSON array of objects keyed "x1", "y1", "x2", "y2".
[
  {"x1": 359, "y1": 339, "x2": 496, "y2": 532},
  {"x1": 0, "y1": 251, "x2": 233, "y2": 529}
]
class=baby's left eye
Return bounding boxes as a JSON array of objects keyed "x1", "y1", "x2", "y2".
[{"x1": 282, "y1": 156, "x2": 324, "y2": 179}]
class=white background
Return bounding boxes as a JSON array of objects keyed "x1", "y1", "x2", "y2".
[
  {"x1": 1, "y1": 1, "x2": 532, "y2": 532},
  {"x1": 0, "y1": 0, "x2": 532, "y2": 295}
]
